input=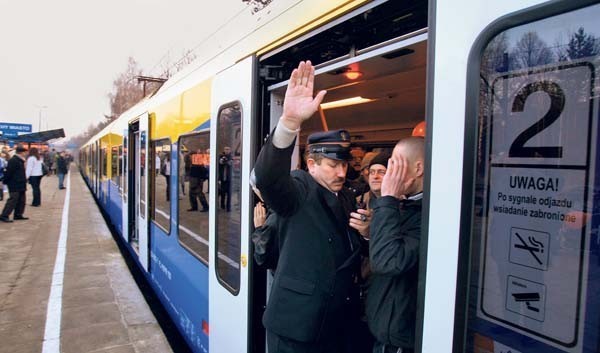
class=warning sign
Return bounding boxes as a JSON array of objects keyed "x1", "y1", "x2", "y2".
[
  {"x1": 509, "y1": 227, "x2": 549, "y2": 271},
  {"x1": 478, "y1": 62, "x2": 596, "y2": 348}
]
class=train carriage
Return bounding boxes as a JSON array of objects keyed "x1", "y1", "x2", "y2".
[{"x1": 80, "y1": 0, "x2": 600, "y2": 352}]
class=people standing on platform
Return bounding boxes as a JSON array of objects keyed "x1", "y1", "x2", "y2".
[
  {"x1": 0, "y1": 146, "x2": 29, "y2": 222},
  {"x1": 155, "y1": 152, "x2": 161, "y2": 176},
  {"x1": 161, "y1": 154, "x2": 171, "y2": 202},
  {"x1": 49, "y1": 148, "x2": 57, "y2": 175},
  {"x1": 254, "y1": 61, "x2": 367, "y2": 353},
  {"x1": 188, "y1": 149, "x2": 209, "y2": 212},
  {"x1": 179, "y1": 150, "x2": 188, "y2": 197},
  {"x1": 218, "y1": 146, "x2": 233, "y2": 212},
  {"x1": 57, "y1": 151, "x2": 69, "y2": 190},
  {"x1": 26, "y1": 147, "x2": 44, "y2": 207},
  {"x1": 367, "y1": 137, "x2": 424, "y2": 353},
  {"x1": 0, "y1": 152, "x2": 7, "y2": 201}
]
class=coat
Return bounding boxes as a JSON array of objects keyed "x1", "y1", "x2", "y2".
[
  {"x1": 254, "y1": 135, "x2": 362, "y2": 343},
  {"x1": 366, "y1": 195, "x2": 422, "y2": 349},
  {"x1": 3, "y1": 155, "x2": 27, "y2": 192},
  {"x1": 56, "y1": 156, "x2": 69, "y2": 174}
]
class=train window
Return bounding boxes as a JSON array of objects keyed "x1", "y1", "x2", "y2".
[
  {"x1": 101, "y1": 148, "x2": 107, "y2": 177},
  {"x1": 123, "y1": 137, "x2": 128, "y2": 201},
  {"x1": 178, "y1": 132, "x2": 211, "y2": 264},
  {"x1": 111, "y1": 146, "x2": 119, "y2": 187},
  {"x1": 118, "y1": 145, "x2": 123, "y2": 193},
  {"x1": 151, "y1": 138, "x2": 171, "y2": 233},
  {"x1": 215, "y1": 103, "x2": 242, "y2": 294},
  {"x1": 462, "y1": 4, "x2": 600, "y2": 352}
]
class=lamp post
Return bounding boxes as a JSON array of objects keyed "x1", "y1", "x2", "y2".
[{"x1": 35, "y1": 105, "x2": 48, "y2": 132}]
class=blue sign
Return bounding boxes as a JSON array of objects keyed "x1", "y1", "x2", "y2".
[{"x1": 0, "y1": 122, "x2": 32, "y2": 137}]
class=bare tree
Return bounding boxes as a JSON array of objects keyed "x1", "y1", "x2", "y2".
[
  {"x1": 107, "y1": 57, "x2": 145, "y2": 120},
  {"x1": 511, "y1": 31, "x2": 554, "y2": 69}
]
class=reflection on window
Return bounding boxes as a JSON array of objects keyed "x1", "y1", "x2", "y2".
[
  {"x1": 464, "y1": 4, "x2": 600, "y2": 353},
  {"x1": 111, "y1": 146, "x2": 119, "y2": 187},
  {"x1": 101, "y1": 148, "x2": 107, "y2": 177},
  {"x1": 123, "y1": 139, "x2": 128, "y2": 201},
  {"x1": 178, "y1": 132, "x2": 211, "y2": 264},
  {"x1": 215, "y1": 103, "x2": 242, "y2": 294},
  {"x1": 151, "y1": 139, "x2": 171, "y2": 233}
]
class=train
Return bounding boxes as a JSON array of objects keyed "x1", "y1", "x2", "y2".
[{"x1": 79, "y1": 0, "x2": 600, "y2": 352}]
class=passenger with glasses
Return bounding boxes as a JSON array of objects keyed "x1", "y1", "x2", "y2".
[{"x1": 356, "y1": 153, "x2": 391, "y2": 222}]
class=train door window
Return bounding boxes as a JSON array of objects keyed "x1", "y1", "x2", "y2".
[
  {"x1": 215, "y1": 103, "x2": 242, "y2": 294},
  {"x1": 111, "y1": 146, "x2": 119, "y2": 187},
  {"x1": 151, "y1": 138, "x2": 171, "y2": 233},
  {"x1": 177, "y1": 132, "x2": 210, "y2": 264},
  {"x1": 461, "y1": 4, "x2": 600, "y2": 352}
]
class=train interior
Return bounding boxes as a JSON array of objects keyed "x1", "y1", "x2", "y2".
[
  {"x1": 269, "y1": 40, "x2": 427, "y2": 159},
  {"x1": 251, "y1": 0, "x2": 429, "y2": 349},
  {"x1": 260, "y1": 0, "x2": 428, "y2": 170}
]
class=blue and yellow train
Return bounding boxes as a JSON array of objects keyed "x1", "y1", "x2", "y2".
[{"x1": 80, "y1": 0, "x2": 600, "y2": 352}]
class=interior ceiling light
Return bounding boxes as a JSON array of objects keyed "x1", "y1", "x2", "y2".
[
  {"x1": 320, "y1": 96, "x2": 375, "y2": 110},
  {"x1": 343, "y1": 70, "x2": 363, "y2": 80}
]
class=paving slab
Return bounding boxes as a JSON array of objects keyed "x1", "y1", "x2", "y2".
[{"x1": 0, "y1": 168, "x2": 173, "y2": 352}]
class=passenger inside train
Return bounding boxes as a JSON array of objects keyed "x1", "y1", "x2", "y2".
[{"x1": 252, "y1": 61, "x2": 425, "y2": 353}]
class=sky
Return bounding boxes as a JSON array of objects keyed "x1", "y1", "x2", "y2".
[{"x1": 0, "y1": 0, "x2": 245, "y2": 140}]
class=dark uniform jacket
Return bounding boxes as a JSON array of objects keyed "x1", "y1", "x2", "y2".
[
  {"x1": 255, "y1": 136, "x2": 362, "y2": 343},
  {"x1": 3, "y1": 155, "x2": 27, "y2": 192},
  {"x1": 367, "y1": 195, "x2": 422, "y2": 349}
]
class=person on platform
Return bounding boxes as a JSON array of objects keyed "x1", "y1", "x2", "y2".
[
  {"x1": 56, "y1": 151, "x2": 69, "y2": 189},
  {"x1": 0, "y1": 146, "x2": 29, "y2": 222},
  {"x1": 26, "y1": 147, "x2": 44, "y2": 207},
  {"x1": 0, "y1": 152, "x2": 7, "y2": 201},
  {"x1": 188, "y1": 149, "x2": 209, "y2": 212},
  {"x1": 218, "y1": 146, "x2": 233, "y2": 212}
]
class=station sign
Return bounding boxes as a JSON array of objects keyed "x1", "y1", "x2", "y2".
[
  {"x1": 478, "y1": 62, "x2": 596, "y2": 351},
  {"x1": 0, "y1": 122, "x2": 32, "y2": 137}
]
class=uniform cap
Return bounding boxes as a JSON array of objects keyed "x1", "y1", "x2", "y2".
[{"x1": 306, "y1": 129, "x2": 352, "y2": 161}]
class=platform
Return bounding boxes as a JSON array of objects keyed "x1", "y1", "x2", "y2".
[{"x1": 0, "y1": 168, "x2": 173, "y2": 353}]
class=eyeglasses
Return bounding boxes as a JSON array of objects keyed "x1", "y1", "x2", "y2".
[{"x1": 369, "y1": 169, "x2": 386, "y2": 176}]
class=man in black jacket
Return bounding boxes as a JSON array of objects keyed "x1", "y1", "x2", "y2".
[
  {"x1": 56, "y1": 151, "x2": 69, "y2": 189},
  {"x1": 254, "y1": 61, "x2": 368, "y2": 353},
  {"x1": 0, "y1": 146, "x2": 29, "y2": 222},
  {"x1": 367, "y1": 137, "x2": 424, "y2": 353}
]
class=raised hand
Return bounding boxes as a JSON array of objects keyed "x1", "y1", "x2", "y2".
[
  {"x1": 254, "y1": 202, "x2": 267, "y2": 228},
  {"x1": 280, "y1": 61, "x2": 327, "y2": 131},
  {"x1": 381, "y1": 154, "x2": 415, "y2": 199}
]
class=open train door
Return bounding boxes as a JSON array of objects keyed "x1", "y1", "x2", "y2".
[
  {"x1": 130, "y1": 114, "x2": 150, "y2": 271},
  {"x1": 209, "y1": 55, "x2": 255, "y2": 353},
  {"x1": 121, "y1": 128, "x2": 129, "y2": 242}
]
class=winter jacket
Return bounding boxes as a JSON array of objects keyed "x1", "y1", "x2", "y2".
[{"x1": 366, "y1": 195, "x2": 422, "y2": 350}]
